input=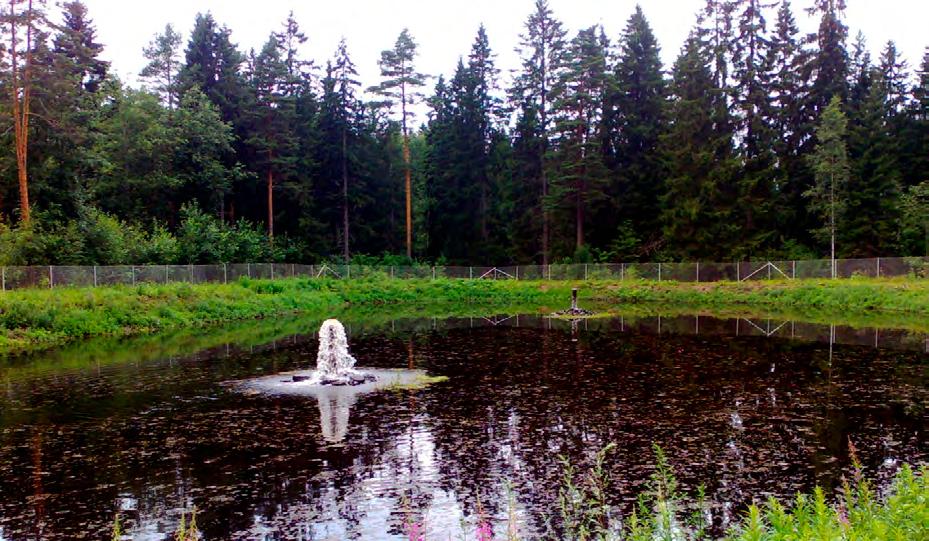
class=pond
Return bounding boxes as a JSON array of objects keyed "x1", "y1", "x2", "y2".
[{"x1": 0, "y1": 310, "x2": 927, "y2": 540}]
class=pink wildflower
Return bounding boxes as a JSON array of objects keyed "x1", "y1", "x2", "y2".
[
  {"x1": 406, "y1": 521, "x2": 425, "y2": 541},
  {"x1": 476, "y1": 521, "x2": 493, "y2": 541}
]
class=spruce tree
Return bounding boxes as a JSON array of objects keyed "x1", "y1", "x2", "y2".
[
  {"x1": 732, "y1": 0, "x2": 778, "y2": 255},
  {"x1": 609, "y1": 6, "x2": 666, "y2": 253},
  {"x1": 766, "y1": 0, "x2": 814, "y2": 247},
  {"x1": 661, "y1": 35, "x2": 739, "y2": 260},
  {"x1": 178, "y1": 13, "x2": 248, "y2": 128},
  {"x1": 53, "y1": 0, "x2": 107, "y2": 93},
  {"x1": 806, "y1": 0, "x2": 848, "y2": 115},
  {"x1": 844, "y1": 68, "x2": 901, "y2": 256}
]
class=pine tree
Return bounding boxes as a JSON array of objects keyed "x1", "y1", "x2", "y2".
[
  {"x1": 247, "y1": 34, "x2": 294, "y2": 240},
  {"x1": 1, "y1": 0, "x2": 50, "y2": 223},
  {"x1": 609, "y1": 5, "x2": 667, "y2": 253},
  {"x1": 333, "y1": 39, "x2": 360, "y2": 260},
  {"x1": 369, "y1": 29, "x2": 428, "y2": 259},
  {"x1": 140, "y1": 23, "x2": 183, "y2": 109},
  {"x1": 805, "y1": 96, "x2": 849, "y2": 275},
  {"x1": 549, "y1": 26, "x2": 610, "y2": 255},
  {"x1": 512, "y1": 0, "x2": 566, "y2": 265}
]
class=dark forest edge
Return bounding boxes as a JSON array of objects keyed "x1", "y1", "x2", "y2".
[
  {"x1": 2, "y1": 1, "x2": 929, "y2": 266},
  {"x1": 4, "y1": 276, "x2": 929, "y2": 356}
]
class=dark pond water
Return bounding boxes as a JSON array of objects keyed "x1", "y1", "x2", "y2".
[{"x1": 0, "y1": 312, "x2": 927, "y2": 540}]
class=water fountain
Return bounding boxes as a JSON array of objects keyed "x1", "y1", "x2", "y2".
[
  {"x1": 294, "y1": 319, "x2": 376, "y2": 386},
  {"x1": 231, "y1": 318, "x2": 438, "y2": 442}
]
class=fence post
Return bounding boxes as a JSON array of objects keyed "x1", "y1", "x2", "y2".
[
  {"x1": 876, "y1": 257, "x2": 881, "y2": 278},
  {"x1": 271, "y1": 263, "x2": 275, "y2": 280},
  {"x1": 584, "y1": 264, "x2": 588, "y2": 280},
  {"x1": 792, "y1": 260, "x2": 796, "y2": 279},
  {"x1": 189, "y1": 263, "x2": 194, "y2": 283},
  {"x1": 516, "y1": 266, "x2": 519, "y2": 280},
  {"x1": 658, "y1": 263, "x2": 661, "y2": 282},
  {"x1": 247, "y1": 263, "x2": 251, "y2": 278},
  {"x1": 621, "y1": 263, "x2": 624, "y2": 281},
  {"x1": 469, "y1": 266, "x2": 473, "y2": 280},
  {"x1": 94, "y1": 265, "x2": 98, "y2": 287},
  {"x1": 165, "y1": 264, "x2": 169, "y2": 283},
  {"x1": 49, "y1": 266, "x2": 53, "y2": 288},
  {"x1": 291, "y1": 263, "x2": 295, "y2": 277},
  {"x1": 736, "y1": 262, "x2": 741, "y2": 282},
  {"x1": 548, "y1": 265, "x2": 552, "y2": 280},
  {"x1": 767, "y1": 262, "x2": 771, "y2": 280},
  {"x1": 696, "y1": 262, "x2": 700, "y2": 283},
  {"x1": 1, "y1": 266, "x2": 5, "y2": 291},
  {"x1": 131, "y1": 266, "x2": 135, "y2": 286}
]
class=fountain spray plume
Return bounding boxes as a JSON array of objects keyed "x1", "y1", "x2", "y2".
[{"x1": 311, "y1": 319, "x2": 375, "y2": 385}]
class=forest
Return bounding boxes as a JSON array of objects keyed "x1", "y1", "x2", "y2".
[{"x1": 1, "y1": 0, "x2": 927, "y2": 266}]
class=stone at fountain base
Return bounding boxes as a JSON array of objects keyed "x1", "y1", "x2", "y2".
[{"x1": 315, "y1": 372, "x2": 377, "y2": 386}]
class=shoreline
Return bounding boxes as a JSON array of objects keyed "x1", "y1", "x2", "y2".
[{"x1": 3, "y1": 277, "x2": 929, "y2": 356}]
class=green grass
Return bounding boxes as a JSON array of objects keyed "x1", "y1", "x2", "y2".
[{"x1": 4, "y1": 276, "x2": 929, "y2": 356}]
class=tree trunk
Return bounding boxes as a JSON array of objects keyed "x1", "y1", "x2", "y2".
[
  {"x1": 403, "y1": 135, "x2": 411, "y2": 259},
  {"x1": 342, "y1": 124, "x2": 350, "y2": 262},
  {"x1": 576, "y1": 180, "x2": 585, "y2": 251},
  {"x1": 267, "y1": 165, "x2": 274, "y2": 242},
  {"x1": 480, "y1": 182, "x2": 488, "y2": 241},
  {"x1": 9, "y1": 0, "x2": 34, "y2": 224},
  {"x1": 401, "y1": 74, "x2": 412, "y2": 260}
]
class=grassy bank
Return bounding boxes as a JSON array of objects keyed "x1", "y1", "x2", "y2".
[
  {"x1": 590, "y1": 277, "x2": 929, "y2": 315},
  {"x1": 4, "y1": 276, "x2": 929, "y2": 355},
  {"x1": 0, "y1": 277, "x2": 569, "y2": 354}
]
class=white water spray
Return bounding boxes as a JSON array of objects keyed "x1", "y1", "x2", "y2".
[{"x1": 310, "y1": 319, "x2": 374, "y2": 385}]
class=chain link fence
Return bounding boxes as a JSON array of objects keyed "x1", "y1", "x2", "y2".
[{"x1": 1, "y1": 257, "x2": 927, "y2": 291}]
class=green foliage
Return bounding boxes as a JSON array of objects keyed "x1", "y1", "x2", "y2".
[
  {"x1": 551, "y1": 443, "x2": 618, "y2": 540},
  {"x1": 2, "y1": 1, "x2": 928, "y2": 266},
  {"x1": 805, "y1": 97, "x2": 850, "y2": 252},
  {"x1": 548, "y1": 444, "x2": 929, "y2": 541}
]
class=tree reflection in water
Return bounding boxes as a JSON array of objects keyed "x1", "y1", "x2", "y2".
[{"x1": 0, "y1": 314, "x2": 925, "y2": 539}]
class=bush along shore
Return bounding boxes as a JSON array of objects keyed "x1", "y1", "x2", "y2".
[{"x1": 4, "y1": 276, "x2": 929, "y2": 355}]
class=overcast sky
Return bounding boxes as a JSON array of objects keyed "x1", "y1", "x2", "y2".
[{"x1": 78, "y1": 0, "x2": 927, "y2": 109}]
